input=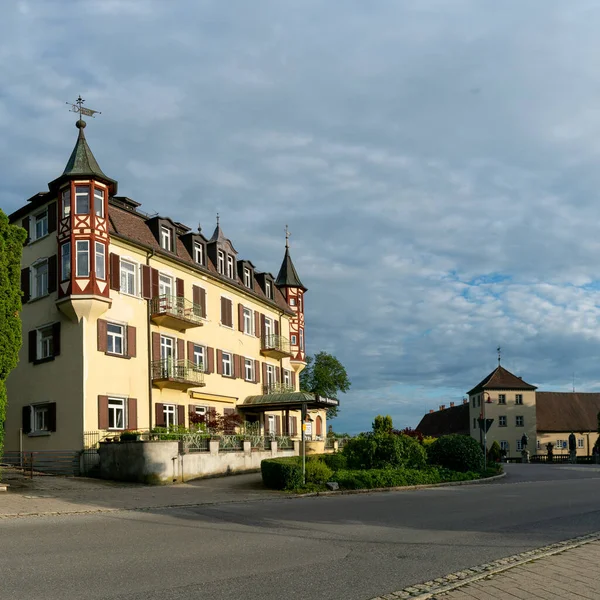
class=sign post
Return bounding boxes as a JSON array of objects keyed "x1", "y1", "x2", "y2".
[{"x1": 301, "y1": 402, "x2": 307, "y2": 485}]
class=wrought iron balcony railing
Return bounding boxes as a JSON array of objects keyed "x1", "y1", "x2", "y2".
[
  {"x1": 262, "y1": 382, "x2": 295, "y2": 395},
  {"x1": 260, "y1": 334, "x2": 292, "y2": 358},
  {"x1": 151, "y1": 358, "x2": 205, "y2": 390},
  {"x1": 150, "y1": 295, "x2": 203, "y2": 330}
]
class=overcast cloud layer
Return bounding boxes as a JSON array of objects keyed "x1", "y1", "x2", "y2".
[{"x1": 3, "y1": 0, "x2": 600, "y2": 433}]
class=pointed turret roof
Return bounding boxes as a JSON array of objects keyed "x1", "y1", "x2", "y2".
[
  {"x1": 467, "y1": 365, "x2": 537, "y2": 396},
  {"x1": 275, "y1": 247, "x2": 307, "y2": 291},
  {"x1": 208, "y1": 214, "x2": 237, "y2": 252}
]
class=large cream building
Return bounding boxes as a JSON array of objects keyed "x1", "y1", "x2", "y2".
[{"x1": 5, "y1": 116, "x2": 326, "y2": 453}]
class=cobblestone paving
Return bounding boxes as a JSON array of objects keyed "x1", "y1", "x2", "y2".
[{"x1": 370, "y1": 532, "x2": 600, "y2": 600}]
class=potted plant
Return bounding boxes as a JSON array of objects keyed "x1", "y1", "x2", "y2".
[{"x1": 120, "y1": 430, "x2": 142, "y2": 442}]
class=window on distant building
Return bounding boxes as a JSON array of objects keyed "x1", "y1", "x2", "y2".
[
  {"x1": 265, "y1": 279, "x2": 273, "y2": 299},
  {"x1": 556, "y1": 439, "x2": 565, "y2": 449},
  {"x1": 163, "y1": 404, "x2": 176, "y2": 428},
  {"x1": 108, "y1": 398, "x2": 125, "y2": 430},
  {"x1": 193, "y1": 345, "x2": 205, "y2": 372},
  {"x1": 289, "y1": 298, "x2": 296, "y2": 306},
  {"x1": 94, "y1": 187, "x2": 105, "y2": 218},
  {"x1": 578, "y1": 438, "x2": 584, "y2": 449},
  {"x1": 75, "y1": 186, "x2": 90, "y2": 214},
  {"x1": 61, "y1": 188, "x2": 71, "y2": 219},
  {"x1": 120, "y1": 260, "x2": 137, "y2": 296},
  {"x1": 244, "y1": 267, "x2": 251, "y2": 288},
  {"x1": 158, "y1": 273, "x2": 173, "y2": 297},
  {"x1": 222, "y1": 352, "x2": 232, "y2": 377},
  {"x1": 498, "y1": 394, "x2": 506, "y2": 404},
  {"x1": 194, "y1": 242, "x2": 203, "y2": 265},
  {"x1": 107, "y1": 323, "x2": 125, "y2": 356},
  {"x1": 160, "y1": 226, "x2": 172, "y2": 251},
  {"x1": 291, "y1": 334, "x2": 297, "y2": 345},
  {"x1": 243, "y1": 308, "x2": 253, "y2": 335},
  {"x1": 95, "y1": 242, "x2": 106, "y2": 280},
  {"x1": 244, "y1": 358, "x2": 253, "y2": 381},
  {"x1": 76, "y1": 240, "x2": 90, "y2": 277},
  {"x1": 38, "y1": 326, "x2": 54, "y2": 360},
  {"x1": 499, "y1": 415, "x2": 507, "y2": 427},
  {"x1": 33, "y1": 209, "x2": 48, "y2": 241},
  {"x1": 515, "y1": 394, "x2": 523, "y2": 405},
  {"x1": 283, "y1": 369, "x2": 291, "y2": 387},
  {"x1": 61, "y1": 242, "x2": 71, "y2": 281},
  {"x1": 217, "y1": 250, "x2": 225, "y2": 274},
  {"x1": 33, "y1": 404, "x2": 49, "y2": 432},
  {"x1": 32, "y1": 259, "x2": 49, "y2": 298},
  {"x1": 299, "y1": 329, "x2": 304, "y2": 351},
  {"x1": 516, "y1": 416, "x2": 524, "y2": 427},
  {"x1": 227, "y1": 255, "x2": 234, "y2": 279},
  {"x1": 500, "y1": 441, "x2": 509, "y2": 452},
  {"x1": 516, "y1": 439, "x2": 523, "y2": 452},
  {"x1": 266, "y1": 364, "x2": 276, "y2": 387}
]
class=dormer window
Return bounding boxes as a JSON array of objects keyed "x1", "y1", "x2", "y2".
[
  {"x1": 243, "y1": 267, "x2": 251, "y2": 288},
  {"x1": 160, "y1": 226, "x2": 172, "y2": 251},
  {"x1": 194, "y1": 242, "x2": 203, "y2": 265},
  {"x1": 75, "y1": 186, "x2": 90, "y2": 214},
  {"x1": 94, "y1": 188, "x2": 105, "y2": 218},
  {"x1": 227, "y1": 255, "x2": 234, "y2": 279},
  {"x1": 265, "y1": 279, "x2": 272, "y2": 299},
  {"x1": 217, "y1": 250, "x2": 225, "y2": 274}
]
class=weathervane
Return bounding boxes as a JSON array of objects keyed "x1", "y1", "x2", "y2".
[
  {"x1": 497, "y1": 346, "x2": 502, "y2": 366},
  {"x1": 285, "y1": 224, "x2": 290, "y2": 249},
  {"x1": 66, "y1": 95, "x2": 101, "y2": 120}
]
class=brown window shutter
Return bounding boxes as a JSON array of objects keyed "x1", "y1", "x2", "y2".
[
  {"x1": 226, "y1": 299, "x2": 232, "y2": 327},
  {"x1": 127, "y1": 398, "x2": 137, "y2": 430},
  {"x1": 21, "y1": 267, "x2": 30, "y2": 303},
  {"x1": 127, "y1": 326, "x2": 137, "y2": 358},
  {"x1": 292, "y1": 371, "x2": 296, "y2": 390},
  {"x1": 152, "y1": 332, "x2": 161, "y2": 361},
  {"x1": 292, "y1": 416, "x2": 297, "y2": 436},
  {"x1": 262, "y1": 362, "x2": 267, "y2": 385},
  {"x1": 22, "y1": 217, "x2": 30, "y2": 245},
  {"x1": 177, "y1": 405, "x2": 185, "y2": 426},
  {"x1": 47, "y1": 402, "x2": 57, "y2": 432},
  {"x1": 233, "y1": 354, "x2": 240, "y2": 379},
  {"x1": 97, "y1": 319, "x2": 107, "y2": 352},
  {"x1": 52, "y1": 322, "x2": 61, "y2": 357},
  {"x1": 141, "y1": 265, "x2": 151, "y2": 299},
  {"x1": 254, "y1": 311, "x2": 260, "y2": 338},
  {"x1": 206, "y1": 347, "x2": 214, "y2": 374},
  {"x1": 109, "y1": 253, "x2": 120, "y2": 290},
  {"x1": 216, "y1": 349, "x2": 223, "y2": 375},
  {"x1": 47, "y1": 254, "x2": 57, "y2": 293},
  {"x1": 260, "y1": 314, "x2": 266, "y2": 340},
  {"x1": 188, "y1": 404, "x2": 195, "y2": 418},
  {"x1": 274, "y1": 320, "x2": 279, "y2": 336},
  {"x1": 316, "y1": 416, "x2": 322, "y2": 437},
  {"x1": 275, "y1": 416, "x2": 281, "y2": 435},
  {"x1": 151, "y1": 268, "x2": 159, "y2": 299},
  {"x1": 220, "y1": 297, "x2": 226, "y2": 324},
  {"x1": 254, "y1": 359, "x2": 260, "y2": 383},
  {"x1": 200, "y1": 287, "x2": 207, "y2": 318},
  {"x1": 155, "y1": 403, "x2": 165, "y2": 427},
  {"x1": 264, "y1": 414, "x2": 270, "y2": 435},
  {"x1": 22, "y1": 406, "x2": 32, "y2": 434},
  {"x1": 187, "y1": 341, "x2": 194, "y2": 361},
  {"x1": 240, "y1": 355, "x2": 245, "y2": 380},
  {"x1": 238, "y1": 304, "x2": 244, "y2": 332},
  {"x1": 276, "y1": 367, "x2": 281, "y2": 383},
  {"x1": 47, "y1": 202, "x2": 57, "y2": 233},
  {"x1": 28, "y1": 330, "x2": 37, "y2": 362},
  {"x1": 193, "y1": 285, "x2": 200, "y2": 316},
  {"x1": 176, "y1": 277, "x2": 184, "y2": 297},
  {"x1": 98, "y1": 396, "x2": 109, "y2": 429},
  {"x1": 177, "y1": 338, "x2": 185, "y2": 361}
]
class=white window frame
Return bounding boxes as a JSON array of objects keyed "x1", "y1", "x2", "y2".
[
  {"x1": 578, "y1": 438, "x2": 584, "y2": 449},
  {"x1": 515, "y1": 394, "x2": 523, "y2": 405},
  {"x1": 38, "y1": 326, "x2": 54, "y2": 360},
  {"x1": 283, "y1": 369, "x2": 291, "y2": 386},
  {"x1": 33, "y1": 209, "x2": 48, "y2": 241},
  {"x1": 498, "y1": 415, "x2": 507, "y2": 427},
  {"x1": 500, "y1": 441, "x2": 509, "y2": 452},
  {"x1": 244, "y1": 358, "x2": 253, "y2": 381},
  {"x1": 95, "y1": 241, "x2": 106, "y2": 280},
  {"x1": 31, "y1": 259, "x2": 49, "y2": 298},
  {"x1": 291, "y1": 334, "x2": 297, "y2": 345},
  {"x1": 61, "y1": 188, "x2": 71, "y2": 219},
  {"x1": 243, "y1": 308, "x2": 254, "y2": 335},
  {"x1": 516, "y1": 440, "x2": 523, "y2": 452},
  {"x1": 76, "y1": 240, "x2": 90, "y2": 277},
  {"x1": 268, "y1": 414, "x2": 276, "y2": 436},
  {"x1": 557, "y1": 439, "x2": 565, "y2": 449},
  {"x1": 193, "y1": 344, "x2": 205, "y2": 372},
  {"x1": 222, "y1": 351, "x2": 232, "y2": 377},
  {"x1": 75, "y1": 185, "x2": 90, "y2": 214},
  {"x1": 243, "y1": 267, "x2": 251, "y2": 288},
  {"x1": 120, "y1": 259, "x2": 138, "y2": 296},
  {"x1": 107, "y1": 323, "x2": 125, "y2": 355},
  {"x1": 195, "y1": 405, "x2": 207, "y2": 417},
  {"x1": 516, "y1": 415, "x2": 524, "y2": 427},
  {"x1": 227, "y1": 255, "x2": 234, "y2": 279},
  {"x1": 299, "y1": 329, "x2": 304, "y2": 351},
  {"x1": 61, "y1": 242, "x2": 71, "y2": 281},
  {"x1": 163, "y1": 404, "x2": 176, "y2": 427},
  {"x1": 33, "y1": 404, "x2": 49, "y2": 432},
  {"x1": 159, "y1": 273, "x2": 173, "y2": 297},
  {"x1": 160, "y1": 226, "x2": 172, "y2": 251},
  {"x1": 217, "y1": 250, "x2": 225, "y2": 274},
  {"x1": 498, "y1": 394, "x2": 506, "y2": 404},
  {"x1": 94, "y1": 187, "x2": 105, "y2": 218},
  {"x1": 108, "y1": 397, "x2": 126, "y2": 430},
  {"x1": 264, "y1": 317, "x2": 274, "y2": 338},
  {"x1": 289, "y1": 298, "x2": 296, "y2": 306},
  {"x1": 265, "y1": 279, "x2": 272, "y2": 299},
  {"x1": 194, "y1": 242, "x2": 203, "y2": 265},
  {"x1": 266, "y1": 364, "x2": 276, "y2": 386}
]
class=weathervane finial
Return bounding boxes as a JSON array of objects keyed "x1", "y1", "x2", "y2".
[
  {"x1": 497, "y1": 346, "x2": 502, "y2": 366},
  {"x1": 66, "y1": 95, "x2": 101, "y2": 128},
  {"x1": 216, "y1": 212, "x2": 220, "y2": 227},
  {"x1": 285, "y1": 224, "x2": 290, "y2": 249}
]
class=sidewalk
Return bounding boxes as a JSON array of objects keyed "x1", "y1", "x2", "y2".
[{"x1": 0, "y1": 468, "x2": 280, "y2": 518}]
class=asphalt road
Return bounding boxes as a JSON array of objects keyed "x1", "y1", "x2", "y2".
[{"x1": 2, "y1": 464, "x2": 600, "y2": 600}]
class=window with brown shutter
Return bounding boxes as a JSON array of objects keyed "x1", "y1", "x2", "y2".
[
  {"x1": 227, "y1": 299, "x2": 233, "y2": 327},
  {"x1": 151, "y1": 268, "x2": 159, "y2": 299},
  {"x1": 97, "y1": 319, "x2": 108, "y2": 352},
  {"x1": 216, "y1": 349, "x2": 223, "y2": 375},
  {"x1": 206, "y1": 347, "x2": 214, "y2": 374},
  {"x1": 238, "y1": 304, "x2": 244, "y2": 332},
  {"x1": 274, "y1": 320, "x2": 279, "y2": 336},
  {"x1": 21, "y1": 267, "x2": 30, "y2": 303},
  {"x1": 52, "y1": 323, "x2": 61, "y2": 357},
  {"x1": 292, "y1": 417, "x2": 297, "y2": 436},
  {"x1": 220, "y1": 297, "x2": 233, "y2": 327},
  {"x1": 176, "y1": 277, "x2": 184, "y2": 297},
  {"x1": 291, "y1": 371, "x2": 296, "y2": 390},
  {"x1": 141, "y1": 265, "x2": 151, "y2": 299},
  {"x1": 22, "y1": 406, "x2": 32, "y2": 434},
  {"x1": 193, "y1": 285, "x2": 206, "y2": 318},
  {"x1": 127, "y1": 398, "x2": 137, "y2": 430},
  {"x1": 127, "y1": 326, "x2": 136, "y2": 358},
  {"x1": 47, "y1": 402, "x2": 57, "y2": 432},
  {"x1": 177, "y1": 338, "x2": 185, "y2": 362},
  {"x1": 255, "y1": 311, "x2": 260, "y2": 338},
  {"x1": 177, "y1": 405, "x2": 185, "y2": 426},
  {"x1": 47, "y1": 255, "x2": 57, "y2": 293},
  {"x1": 47, "y1": 202, "x2": 57, "y2": 234},
  {"x1": 220, "y1": 297, "x2": 227, "y2": 325},
  {"x1": 98, "y1": 396, "x2": 109, "y2": 429},
  {"x1": 275, "y1": 416, "x2": 281, "y2": 435},
  {"x1": 262, "y1": 362, "x2": 267, "y2": 385},
  {"x1": 154, "y1": 403, "x2": 165, "y2": 427},
  {"x1": 254, "y1": 359, "x2": 260, "y2": 383},
  {"x1": 109, "y1": 253, "x2": 120, "y2": 290},
  {"x1": 260, "y1": 314, "x2": 266, "y2": 341},
  {"x1": 152, "y1": 332, "x2": 161, "y2": 361}
]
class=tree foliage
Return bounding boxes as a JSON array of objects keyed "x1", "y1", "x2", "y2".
[
  {"x1": 0, "y1": 209, "x2": 27, "y2": 458},
  {"x1": 372, "y1": 414, "x2": 393, "y2": 434},
  {"x1": 299, "y1": 351, "x2": 351, "y2": 419}
]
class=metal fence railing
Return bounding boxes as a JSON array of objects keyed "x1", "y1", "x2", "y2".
[
  {"x1": 1, "y1": 450, "x2": 81, "y2": 477},
  {"x1": 150, "y1": 294, "x2": 203, "y2": 325},
  {"x1": 261, "y1": 334, "x2": 291, "y2": 355},
  {"x1": 151, "y1": 359, "x2": 205, "y2": 386},
  {"x1": 263, "y1": 382, "x2": 295, "y2": 395},
  {"x1": 219, "y1": 435, "x2": 244, "y2": 452}
]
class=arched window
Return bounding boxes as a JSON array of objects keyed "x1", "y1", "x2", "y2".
[{"x1": 316, "y1": 415, "x2": 323, "y2": 437}]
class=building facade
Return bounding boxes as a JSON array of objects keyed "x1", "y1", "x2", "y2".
[
  {"x1": 417, "y1": 365, "x2": 600, "y2": 457},
  {"x1": 5, "y1": 117, "x2": 326, "y2": 453}
]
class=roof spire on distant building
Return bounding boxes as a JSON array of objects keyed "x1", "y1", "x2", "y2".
[
  {"x1": 275, "y1": 225, "x2": 307, "y2": 291},
  {"x1": 216, "y1": 212, "x2": 220, "y2": 227},
  {"x1": 285, "y1": 224, "x2": 290, "y2": 249},
  {"x1": 497, "y1": 346, "x2": 502, "y2": 366},
  {"x1": 66, "y1": 95, "x2": 101, "y2": 127}
]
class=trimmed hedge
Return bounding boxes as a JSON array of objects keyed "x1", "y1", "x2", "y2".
[
  {"x1": 261, "y1": 457, "x2": 302, "y2": 490},
  {"x1": 427, "y1": 434, "x2": 484, "y2": 472},
  {"x1": 343, "y1": 433, "x2": 427, "y2": 470}
]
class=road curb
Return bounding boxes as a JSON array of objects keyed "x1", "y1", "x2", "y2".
[
  {"x1": 370, "y1": 530, "x2": 600, "y2": 600},
  {"x1": 292, "y1": 471, "x2": 506, "y2": 498}
]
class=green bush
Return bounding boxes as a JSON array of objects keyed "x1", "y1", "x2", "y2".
[
  {"x1": 321, "y1": 452, "x2": 347, "y2": 471},
  {"x1": 488, "y1": 441, "x2": 502, "y2": 463},
  {"x1": 305, "y1": 458, "x2": 333, "y2": 484},
  {"x1": 261, "y1": 457, "x2": 302, "y2": 490},
  {"x1": 427, "y1": 434, "x2": 484, "y2": 472},
  {"x1": 343, "y1": 433, "x2": 427, "y2": 470}
]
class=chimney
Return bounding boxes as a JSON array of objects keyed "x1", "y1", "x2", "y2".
[
  {"x1": 429, "y1": 409, "x2": 434, "y2": 414},
  {"x1": 440, "y1": 404, "x2": 446, "y2": 410},
  {"x1": 450, "y1": 402, "x2": 455, "y2": 407}
]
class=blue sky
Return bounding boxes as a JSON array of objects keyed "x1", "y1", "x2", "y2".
[{"x1": 4, "y1": 1, "x2": 600, "y2": 433}]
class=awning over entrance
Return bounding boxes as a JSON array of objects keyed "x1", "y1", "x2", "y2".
[{"x1": 238, "y1": 392, "x2": 339, "y2": 412}]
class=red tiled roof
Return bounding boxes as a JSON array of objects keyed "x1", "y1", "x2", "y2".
[
  {"x1": 536, "y1": 392, "x2": 600, "y2": 433},
  {"x1": 416, "y1": 403, "x2": 470, "y2": 437},
  {"x1": 467, "y1": 365, "x2": 537, "y2": 396},
  {"x1": 108, "y1": 204, "x2": 293, "y2": 314}
]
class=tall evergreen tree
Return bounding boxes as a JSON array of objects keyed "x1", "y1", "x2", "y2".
[{"x1": 0, "y1": 209, "x2": 27, "y2": 459}]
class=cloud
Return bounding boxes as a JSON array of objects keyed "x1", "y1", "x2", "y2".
[{"x1": 4, "y1": 1, "x2": 600, "y2": 433}]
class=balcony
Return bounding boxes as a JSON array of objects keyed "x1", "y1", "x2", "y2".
[
  {"x1": 260, "y1": 334, "x2": 292, "y2": 359},
  {"x1": 150, "y1": 295, "x2": 203, "y2": 332},
  {"x1": 151, "y1": 359, "x2": 206, "y2": 391},
  {"x1": 263, "y1": 382, "x2": 295, "y2": 395}
]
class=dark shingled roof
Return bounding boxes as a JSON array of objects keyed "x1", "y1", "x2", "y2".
[
  {"x1": 467, "y1": 365, "x2": 537, "y2": 396},
  {"x1": 275, "y1": 248, "x2": 307, "y2": 291},
  {"x1": 536, "y1": 392, "x2": 600, "y2": 432},
  {"x1": 416, "y1": 403, "x2": 470, "y2": 437}
]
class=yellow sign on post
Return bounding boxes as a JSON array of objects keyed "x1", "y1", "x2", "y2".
[{"x1": 302, "y1": 424, "x2": 307, "y2": 431}]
